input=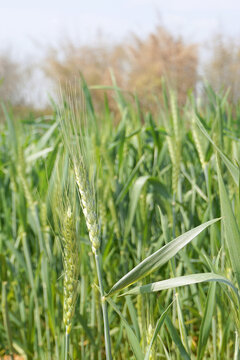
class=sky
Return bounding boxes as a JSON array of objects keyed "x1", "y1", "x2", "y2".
[
  {"x1": 0, "y1": 0, "x2": 240, "y2": 61},
  {"x1": 0, "y1": 0, "x2": 239, "y2": 106}
]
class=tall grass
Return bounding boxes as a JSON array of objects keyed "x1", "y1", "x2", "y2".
[{"x1": 0, "y1": 83, "x2": 239, "y2": 359}]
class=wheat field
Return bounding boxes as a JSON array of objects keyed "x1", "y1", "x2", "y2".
[{"x1": 0, "y1": 82, "x2": 239, "y2": 359}]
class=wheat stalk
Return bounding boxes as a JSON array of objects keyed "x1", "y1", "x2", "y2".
[{"x1": 58, "y1": 84, "x2": 112, "y2": 359}]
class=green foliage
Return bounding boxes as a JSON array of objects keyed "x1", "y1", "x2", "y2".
[{"x1": 0, "y1": 84, "x2": 239, "y2": 359}]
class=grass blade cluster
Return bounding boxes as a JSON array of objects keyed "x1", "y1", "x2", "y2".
[{"x1": 0, "y1": 82, "x2": 239, "y2": 359}]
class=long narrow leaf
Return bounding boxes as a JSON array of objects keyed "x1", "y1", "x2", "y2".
[
  {"x1": 144, "y1": 301, "x2": 173, "y2": 360},
  {"x1": 108, "y1": 219, "x2": 220, "y2": 296},
  {"x1": 125, "y1": 175, "x2": 150, "y2": 237},
  {"x1": 217, "y1": 160, "x2": 240, "y2": 287},
  {"x1": 197, "y1": 282, "x2": 216, "y2": 360},
  {"x1": 106, "y1": 298, "x2": 144, "y2": 360},
  {"x1": 160, "y1": 307, "x2": 191, "y2": 360},
  {"x1": 120, "y1": 273, "x2": 239, "y2": 297},
  {"x1": 196, "y1": 115, "x2": 239, "y2": 185}
]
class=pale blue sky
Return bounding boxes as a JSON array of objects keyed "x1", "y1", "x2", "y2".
[
  {"x1": 1, "y1": 0, "x2": 240, "y2": 60},
  {"x1": 1, "y1": 0, "x2": 239, "y2": 106}
]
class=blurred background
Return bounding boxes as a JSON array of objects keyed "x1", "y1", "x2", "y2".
[{"x1": 0, "y1": 0, "x2": 240, "y2": 113}]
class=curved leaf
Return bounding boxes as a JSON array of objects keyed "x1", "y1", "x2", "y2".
[
  {"x1": 125, "y1": 175, "x2": 169, "y2": 238},
  {"x1": 120, "y1": 273, "x2": 239, "y2": 297},
  {"x1": 125, "y1": 175, "x2": 150, "y2": 238},
  {"x1": 196, "y1": 115, "x2": 239, "y2": 185},
  {"x1": 108, "y1": 218, "x2": 220, "y2": 296}
]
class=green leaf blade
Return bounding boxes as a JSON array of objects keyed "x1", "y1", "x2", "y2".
[
  {"x1": 197, "y1": 282, "x2": 216, "y2": 360},
  {"x1": 120, "y1": 273, "x2": 239, "y2": 297},
  {"x1": 108, "y1": 219, "x2": 220, "y2": 296},
  {"x1": 106, "y1": 298, "x2": 144, "y2": 360},
  {"x1": 196, "y1": 115, "x2": 239, "y2": 185},
  {"x1": 217, "y1": 160, "x2": 240, "y2": 288}
]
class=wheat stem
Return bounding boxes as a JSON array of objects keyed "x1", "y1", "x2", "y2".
[
  {"x1": 94, "y1": 250, "x2": 112, "y2": 360},
  {"x1": 65, "y1": 331, "x2": 69, "y2": 360},
  {"x1": 74, "y1": 163, "x2": 112, "y2": 357}
]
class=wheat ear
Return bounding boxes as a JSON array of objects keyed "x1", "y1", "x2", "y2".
[
  {"x1": 62, "y1": 206, "x2": 79, "y2": 334},
  {"x1": 58, "y1": 85, "x2": 112, "y2": 359}
]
